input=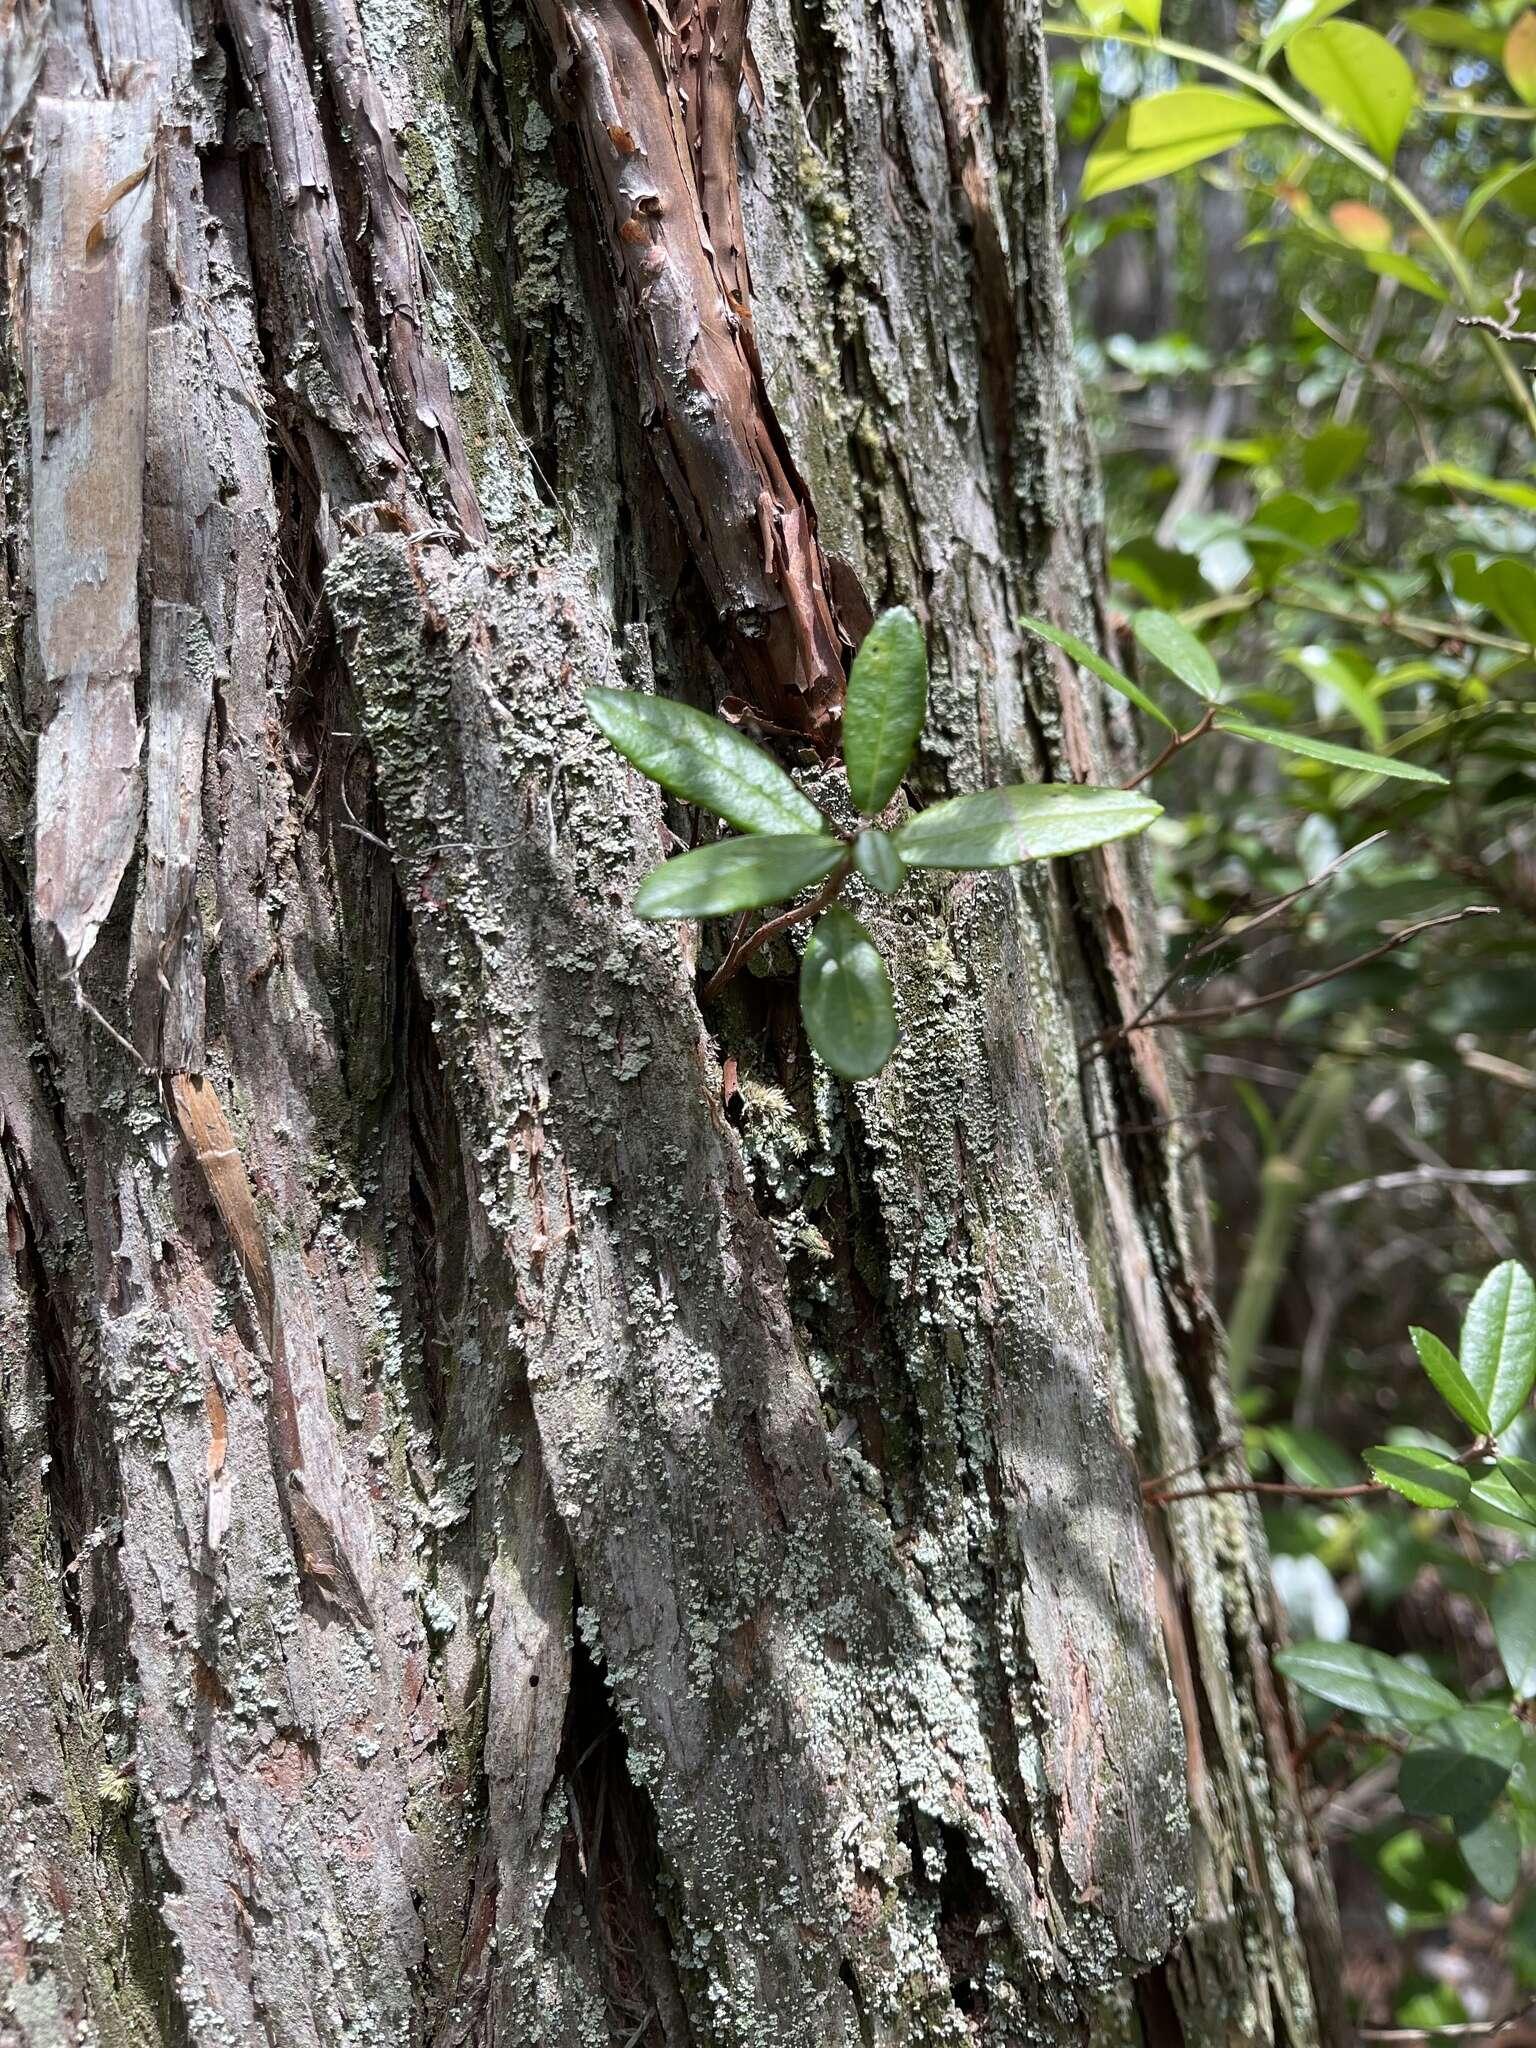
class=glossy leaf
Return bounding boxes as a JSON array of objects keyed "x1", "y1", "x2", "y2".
[
  {"x1": 1287, "y1": 21, "x2": 1417, "y2": 165},
  {"x1": 1019, "y1": 614, "x2": 1175, "y2": 729},
  {"x1": 1363, "y1": 250, "x2": 1447, "y2": 303},
  {"x1": 895, "y1": 785, "x2": 1162, "y2": 869},
  {"x1": 1132, "y1": 609, "x2": 1222, "y2": 702},
  {"x1": 1260, "y1": 0, "x2": 1353, "y2": 67},
  {"x1": 1445, "y1": 552, "x2": 1536, "y2": 646},
  {"x1": 1492, "y1": 1561, "x2": 1536, "y2": 1697},
  {"x1": 1411, "y1": 1326, "x2": 1490, "y2": 1436},
  {"x1": 1506, "y1": 11, "x2": 1536, "y2": 106},
  {"x1": 842, "y1": 606, "x2": 928, "y2": 815},
  {"x1": 1274, "y1": 1640, "x2": 1458, "y2": 1727},
  {"x1": 1462, "y1": 1261, "x2": 1536, "y2": 1434},
  {"x1": 1299, "y1": 424, "x2": 1370, "y2": 492},
  {"x1": 585, "y1": 687, "x2": 824, "y2": 838},
  {"x1": 1399, "y1": 1708, "x2": 1520, "y2": 1824},
  {"x1": 1282, "y1": 645, "x2": 1384, "y2": 746},
  {"x1": 1215, "y1": 717, "x2": 1448, "y2": 784},
  {"x1": 1412, "y1": 464, "x2": 1536, "y2": 514},
  {"x1": 1404, "y1": 7, "x2": 1504, "y2": 61},
  {"x1": 1364, "y1": 1445, "x2": 1471, "y2": 1511},
  {"x1": 852, "y1": 827, "x2": 906, "y2": 896},
  {"x1": 1457, "y1": 1807, "x2": 1521, "y2": 1902},
  {"x1": 1496, "y1": 1457, "x2": 1536, "y2": 1517},
  {"x1": 800, "y1": 907, "x2": 898, "y2": 1081},
  {"x1": 633, "y1": 835, "x2": 842, "y2": 920},
  {"x1": 1470, "y1": 1459, "x2": 1536, "y2": 1530},
  {"x1": 1266, "y1": 1424, "x2": 1360, "y2": 1490},
  {"x1": 1080, "y1": 91, "x2": 1291, "y2": 201}
]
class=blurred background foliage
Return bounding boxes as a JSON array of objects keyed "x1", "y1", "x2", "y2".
[{"x1": 1051, "y1": 0, "x2": 1536, "y2": 2032}]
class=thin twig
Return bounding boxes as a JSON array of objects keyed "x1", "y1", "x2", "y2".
[
  {"x1": 699, "y1": 868, "x2": 848, "y2": 1003},
  {"x1": 1358, "y1": 1996, "x2": 1536, "y2": 2043},
  {"x1": 1083, "y1": 833, "x2": 1387, "y2": 1055},
  {"x1": 1121, "y1": 705, "x2": 1216, "y2": 791},
  {"x1": 1113, "y1": 906, "x2": 1497, "y2": 1037},
  {"x1": 1146, "y1": 1478, "x2": 1381, "y2": 1505},
  {"x1": 1312, "y1": 1166, "x2": 1536, "y2": 1209},
  {"x1": 1139, "y1": 1433, "x2": 1244, "y2": 1495}
]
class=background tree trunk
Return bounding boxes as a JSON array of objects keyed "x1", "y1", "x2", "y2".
[{"x1": 1, "y1": 0, "x2": 1346, "y2": 2042}]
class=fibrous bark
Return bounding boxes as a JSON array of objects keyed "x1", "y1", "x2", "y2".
[{"x1": 1, "y1": 0, "x2": 1344, "y2": 2043}]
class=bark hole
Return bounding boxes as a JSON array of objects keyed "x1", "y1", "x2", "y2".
[{"x1": 556, "y1": 1618, "x2": 690, "y2": 2047}]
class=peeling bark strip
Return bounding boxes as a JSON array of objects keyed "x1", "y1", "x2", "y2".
[
  {"x1": 28, "y1": 89, "x2": 155, "y2": 968},
  {"x1": 167, "y1": 1071, "x2": 299, "y2": 1476},
  {"x1": 531, "y1": 0, "x2": 848, "y2": 739},
  {"x1": 130, "y1": 604, "x2": 212, "y2": 1070}
]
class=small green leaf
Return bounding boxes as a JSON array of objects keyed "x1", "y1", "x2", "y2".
[
  {"x1": 1080, "y1": 90, "x2": 1292, "y2": 202},
  {"x1": 1365, "y1": 1445, "x2": 1471, "y2": 1510},
  {"x1": 585, "y1": 687, "x2": 824, "y2": 838},
  {"x1": 1260, "y1": 0, "x2": 1353, "y2": 67},
  {"x1": 1265, "y1": 1424, "x2": 1359, "y2": 1490},
  {"x1": 1493, "y1": 1562, "x2": 1536, "y2": 1698},
  {"x1": 1020, "y1": 615, "x2": 1175, "y2": 729},
  {"x1": 800, "y1": 907, "x2": 898, "y2": 1081},
  {"x1": 852, "y1": 827, "x2": 906, "y2": 896},
  {"x1": 1411, "y1": 1327, "x2": 1490, "y2": 1437},
  {"x1": 1363, "y1": 251, "x2": 1447, "y2": 303},
  {"x1": 1121, "y1": 0, "x2": 1161, "y2": 29},
  {"x1": 842, "y1": 607, "x2": 928, "y2": 816},
  {"x1": 1132, "y1": 609, "x2": 1222, "y2": 703},
  {"x1": 1283, "y1": 645, "x2": 1384, "y2": 747},
  {"x1": 1287, "y1": 21, "x2": 1417, "y2": 165},
  {"x1": 1374, "y1": 1828, "x2": 1469, "y2": 1917},
  {"x1": 1274, "y1": 1640, "x2": 1458, "y2": 1727},
  {"x1": 1300, "y1": 423, "x2": 1370, "y2": 492},
  {"x1": 1462, "y1": 158, "x2": 1536, "y2": 234},
  {"x1": 1470, "y1": 1458, "x2": 1536, "y2": 1530},
  {"x1": 1457, "y1": 1806, "x2": 1521, "y2": 1902},
  {"x1": 1462, "y1": 1262, "x2": 1536, "y2": 1435},
  {"x1": 1412, "y1": 464, "x2": 1536, "y2": 514},
  {"x1": 1497, "y1": 1457, "x2": 1536, "y2": 1516},
  {"x1": 1445, "y1": 553, "x2": 1536, "y2": 646},
  {"x1": 895, "y1": 785, "x2": 1162, "y2": 870},
  {"x1": 633, "y1": 835, "x2": 843, "y2": 921},
  {"x1": 1400, "y1": 1709, "x2": 1520, "y2": 1824},
  {"x1": 1215, "y1": 717, "x2": 1448, "y2": 784},
  {"x1": 1405, "y1": 7, "x2": 1505, "y2": 62}
]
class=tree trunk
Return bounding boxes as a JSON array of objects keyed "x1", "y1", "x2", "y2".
[{"x1": 0, "y1": 1, "x2": 1345, "y2": 2042}]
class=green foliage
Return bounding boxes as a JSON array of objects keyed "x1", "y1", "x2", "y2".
[
  {"x1": 1271, "y1": 1265, "x2": 1536, "y2": 1929},
  {"x1": 633, "y1": 836, "x2": 844, "y2": 920},
  {"x1": 1286, "y1": 22, "x2": 1418, "y2": 165},
  {"x1": 585, "y1": 686, "x2": 823, "y2": 837},
  {"x1": 893, "y1": 784, "x2": 1163, "y2": 868},
  {"x1": 587, "y1": 608, "x2": 1160, "y2": 1079},
  {"x1": 841, "y1": 606, "x2": 928, "y2": 815},
  {"x1": 799, "y1": 906, "x2": 897, "y2": 1080},
  {"x1": 1081, "y1": 89, "x2": 1291, "y2": 200},
  {"x1": 1132, "y1": 607, "x2": 1223, "y2": 701},
  {"x1": 1491, "y1": 1563, "x2": 1536, "y2": 1698},
  {"x1": 1274, "y1": 1639, "x2": 1460, "y2": 1725},
  {"x1": 1462, "y1": 1261, "x2": 1536, "y2": 1434}
]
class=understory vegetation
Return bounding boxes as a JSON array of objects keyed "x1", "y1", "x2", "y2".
[{"x1": 1054, "y1": 0, "x2": 1536, "y2": 2028}]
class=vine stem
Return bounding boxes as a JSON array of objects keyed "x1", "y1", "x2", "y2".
[
  {"x1": 1044, "y1": 23, "x2": 1536, "y2": 436},
  {"x1": 699, "y1": 865, "x2": 848, "y2": 1003}
]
